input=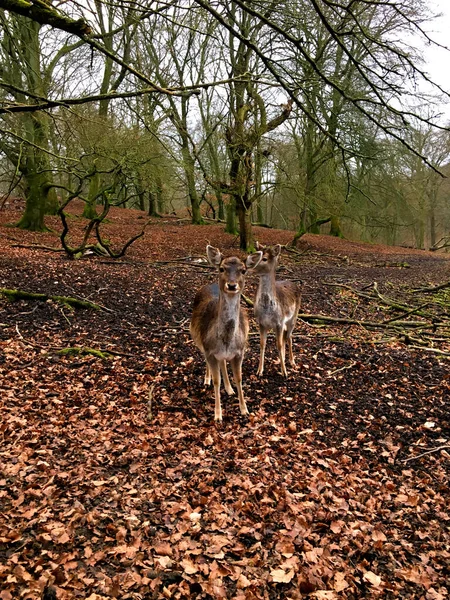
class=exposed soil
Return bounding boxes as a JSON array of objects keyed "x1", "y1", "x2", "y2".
[{"x1": 0, "y1": 200, "x2": 449, "y2": 600}]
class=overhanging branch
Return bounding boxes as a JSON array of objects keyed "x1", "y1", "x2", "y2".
[{"x1": 0, "y1": 0, "x2": 92, "y2": 36}]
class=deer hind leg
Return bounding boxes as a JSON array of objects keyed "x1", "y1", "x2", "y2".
[
  {"x1": 207, "y1": 356, "x2": 222, "y2": 422},
  {"x1": 286, "y1": 321, "x2": 296, "y2": 367},
  {"x1": 276, "y1": 326, "x2": 288, "y2": 377},
  {"x1": 220, "y1": 360, "x2": 234, "y2": 395},
  {"x1": 230, "y1": 355, "x2": 248, "y2": 416},
  {"x1": 257, "y1": 326, "x2": 268, "y2": 376},
  {"x1": 204, "y1": 361, "x2": 211, "y2": 387}
]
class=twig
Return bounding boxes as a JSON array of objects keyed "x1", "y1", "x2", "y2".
[
  {"x1": 406, "y1": 345, "x2": 450, "y2": 357},
  {"x1": 326, "y1": 361, "x2": 357, "y2": 377},
  {"x1": 382, "y1": 302, "x2": 431, "y2": 324},
  {"x1": 152, "y1": 255, "x2": 207, "y2": 265},
  {"x1": 59, "y1": 307, "x2": 71, "y2": 326},
  {"x1": 147, "y1": 384, "x2": 155, "y2": 421},
  {"x1": 403, "y1": 445, "x2": 450, "y2": 463},
  {"x1": 242, "y1": 294, "x2": 254, "y2": 307}
]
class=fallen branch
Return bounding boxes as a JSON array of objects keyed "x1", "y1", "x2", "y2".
[
  {"x1": 326, "y1": 281, "x2": 437, "y2": 321},
  {"x1": 0, "y1": 288, "x2": 105, "y2": 310},
  {"x1": 413, "y1": 281, "x2": 450, "y2": 293},
  {"x1": 14, "y1": 326, "x2": 133, "y2": 357},
  {"x1": 297, "y1": 313, "x2": 430, "y2": 329},
  {"x1": 11, "y1": 243, "x2": 65, "y2": 252}
]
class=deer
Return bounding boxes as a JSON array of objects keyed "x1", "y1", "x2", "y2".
[
  {"x1": 190, "y1": 245, "x2": 262, "y2": 422},
  {"x1": 246, "y1": 243, "x2": 301, "y2": 377}
]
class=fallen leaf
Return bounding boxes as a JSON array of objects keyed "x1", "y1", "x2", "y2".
[
  {"x1": 271, "y1": 568, "x2": 295, "y2": 583},
  {"x1": 181, "y1": 558, "x2": 198, "y2": 574},
  {"x1": 363, "y1": 571, "x2": 382, "y2": 587}
]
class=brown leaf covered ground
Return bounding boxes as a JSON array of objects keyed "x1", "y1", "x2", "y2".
[{"x1": 0, "y1": 200, "x2": 449, "y2": 600}]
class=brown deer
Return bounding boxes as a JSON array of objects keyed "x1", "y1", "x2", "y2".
[
  {"x1": 246, "y1": 243, "x2": 301, "y2": 377},
  {"x1": 190, "y1": 245, "x2": 262, "y2": 422}
]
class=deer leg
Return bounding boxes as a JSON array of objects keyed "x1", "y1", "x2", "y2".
[
  {"x1": 287, "y1": 333, "x2": 296, "y2": 367},
  {"x1": 257, "y1": 326, "x2": 268, "y2": 376},
  {"x1": 208, "y1": 356, "x2": 222, "y2": 422},
  {"x1": 276, "y1": 326, "x2": 288, "y2": 377},
  {"x1": 204, "y1": 361, "x2": 211, "y2": 387},
  {"x1": 230, "y1": 355, "x2": 248, "y2": 416},
  {"x1": 220, "y1": 360, "x2": 234, "y2": 395},
  {"x1": 286, "y1": 316, "x2": 297, "y2": 367}
]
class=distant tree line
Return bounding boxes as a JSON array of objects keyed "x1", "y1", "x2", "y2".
[{"x1": 0, "y1": 0, "x2": 449, "y2": 250}]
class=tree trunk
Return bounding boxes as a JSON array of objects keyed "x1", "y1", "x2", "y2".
[
  {"x1": 15, "y1": 164, "x2": 49, "y2": 231},
  {"x1": 83, "y1": 171, "x2": 99, "y2": 219},
  {"x1": 11, "y1": 18, "x2": 57, "y2": 230},
  {"x1": 15, "y1": 116, "x2": 56, "y2": 231},
  {"x1": 225, "y1": 196, "x2": 238, "y2": 234},
  {"x1": 429, "y1": 201, "x2": 436, "y2": 250},
  {"x1": 330, "y1": 216, "x2": 343, "y2": 237},
  {"x1": 217, "y1": 190, "x2": 225, "y2": 221},
  {"x1": 236, "y1": 198, "x2": 254, "y2": 251},
  {"x1": 181, "y1": 137, "x2": 203, "y2": 224}
]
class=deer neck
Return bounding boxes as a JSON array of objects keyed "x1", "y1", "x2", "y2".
[
  {"x1": 256, "y1": 272, "x2": 277, "y2": 304},
  {"x1": 217, "y1": 292, "x2": 241, "y2": 337}
]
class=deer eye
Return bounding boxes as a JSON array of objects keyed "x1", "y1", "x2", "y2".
[
  {"x1": 241, "y1": 268, "x2": 246, "y2": 274},
  {"x1": 262, "y1": 257, "x2": 268, "y2": 262},
  {"x1": 219, "y1": 267, "x2": 225, "y2": 273}
]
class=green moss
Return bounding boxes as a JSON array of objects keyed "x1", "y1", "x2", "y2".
[{"x1": 58, "y1": 347, "x2": 112, "y2": 359}]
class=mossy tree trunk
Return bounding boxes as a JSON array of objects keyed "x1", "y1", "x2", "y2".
[
  {"x1": 225, "y1": 196, "x2": 238, "y2": 234},
  {"x1": 1, "y1": 15, "x2": 58, "y2": 230},
  {"x1": 330, "y1": 215, "x2": 343, "y2": 237}
]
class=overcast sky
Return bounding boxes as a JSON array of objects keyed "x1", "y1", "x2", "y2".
[{"x1": 420, "y1": 0, "x2": 450, "y2": 120}]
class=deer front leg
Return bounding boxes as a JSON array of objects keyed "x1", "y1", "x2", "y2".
[
  {"x1": 207, "y1": 356, "x2": 222, "y2": 422},
  {"x1": 230, "y1": 355, "x2": 248, "y2": 416},
  {"x1": 220, "y1": 360, "x2": 234, "y2": 395},
  {"x1": 257, "y1": 326, "x2": 268, "y2": 376},
  {"x1": 276, "y1": 326, "x2": 288, "y2": 377}
]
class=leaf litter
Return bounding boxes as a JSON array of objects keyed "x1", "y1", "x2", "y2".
[{"x1": 0, "y1": 202, "x2": 449, "y2": 599}]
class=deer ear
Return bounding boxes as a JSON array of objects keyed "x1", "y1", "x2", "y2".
[
  {"x1": 206, "y1": 245, "x2": 223, "y2": 267},
  {"x1": 273, "y1": 244, "x2": 282, "y2": 257},
  {"x1": 246, "y1": 251, "x2": 263, "y2": 269}
]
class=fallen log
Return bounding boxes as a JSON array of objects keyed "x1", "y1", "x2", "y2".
[{"x1": 0, "y1": 288, "x2": 104, "y2": 311}]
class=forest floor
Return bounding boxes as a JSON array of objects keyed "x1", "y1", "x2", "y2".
[{"x1": 0, "y1": 199, "x2": 449, "y2": 600}]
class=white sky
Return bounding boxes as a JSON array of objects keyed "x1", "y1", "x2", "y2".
[{"x1": 420, "y1": 0, "x2": 450, "y2": 121}]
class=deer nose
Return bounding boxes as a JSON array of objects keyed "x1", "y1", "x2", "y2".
[{"x1": 227, "y1": 283, "x2": 237, "y2": 292}]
